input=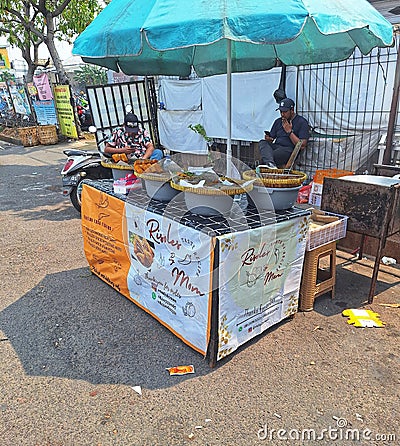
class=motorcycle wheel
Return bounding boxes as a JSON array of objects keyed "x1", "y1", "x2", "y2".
[{"x1": 70, "y1": 175, "x2": 96, "y2": 213}]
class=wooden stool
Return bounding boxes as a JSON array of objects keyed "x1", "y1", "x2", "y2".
[{"x1": 299, "y1": 241, "x2": 337, "y2": 311}]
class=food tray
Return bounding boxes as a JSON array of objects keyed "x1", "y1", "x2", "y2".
[
  {"x1": 306, "y1": 211, "x2": 348, "y2": 251},
  {"x1": 170, "y1": 178, "x2": 253, "y2": 196},
  {"x1": 242, "y1": 168, "x2": 307, "y2": 188}
]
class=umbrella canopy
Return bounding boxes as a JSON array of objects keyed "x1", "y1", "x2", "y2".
[
  {"x1": 73, "y1": 0, "x2": 394, "y2": 77},
  {"x1": 73, "y1": 0, "x2": 393, "y2": 176}
]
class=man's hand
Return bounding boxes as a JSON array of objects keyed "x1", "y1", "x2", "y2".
[
  {"x1": 264, "y1": 132, "x2": 273, "y2": 142},
  {"x1": 282, "y1": 118, "x2": 293, "y2": 134}
]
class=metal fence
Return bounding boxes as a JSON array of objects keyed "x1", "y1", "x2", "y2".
[{"x1": 296, "y1": 33, "x2": 400, "y2": 177}]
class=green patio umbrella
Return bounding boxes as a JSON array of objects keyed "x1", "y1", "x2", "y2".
[{"x1": 73, "y1": 0, "x2": 394, "y2": 174}]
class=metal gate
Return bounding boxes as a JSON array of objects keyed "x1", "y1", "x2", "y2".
[{"x1": 86, "y1": 77, "x2": 159, "y2": 147}]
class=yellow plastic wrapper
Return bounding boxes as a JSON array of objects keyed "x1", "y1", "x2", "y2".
[{"x1": 166, "y1": 365, "x2": 195, "y2": 376}]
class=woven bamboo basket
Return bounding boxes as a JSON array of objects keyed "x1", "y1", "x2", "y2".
[
  {"x1": 170, "y1": 177, "x2": 254, "y2": 196},
  {"x1": 37, "y1": 125, "x2": 58, "y2": 145},
  {"x1": 136, "y1": 171, "x2": 172, "y2": 182},
  {"x1": 101, "y1": 159, "x2": 135, "y2": 180},
  {"x1": 243, "y1": 168, "x2": 307, "y2": 188},
  {"x1": 18, "y1": 126, "x2": 39, "y2": 147},
  {"x1": 101, "y1": 160, "x2": 134, "y2": 170}
]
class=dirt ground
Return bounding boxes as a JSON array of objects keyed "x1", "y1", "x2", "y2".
[{"x1": 0, "y1": 138, "x2": 399, "y2": 446}]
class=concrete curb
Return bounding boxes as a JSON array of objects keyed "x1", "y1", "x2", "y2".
[{"x1": 0, "y1": 135, "x2": 23, "y2": 146}]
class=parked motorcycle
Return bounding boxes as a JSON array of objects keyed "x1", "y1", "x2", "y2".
[
  {"x1": 61, "y1": 127, "x2": 112, "y2": 213},
  {"x1": 77, "y1": 104, "x2": 94, "y2": 131}
]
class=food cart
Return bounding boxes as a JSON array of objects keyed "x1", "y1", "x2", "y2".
[{"x1": 81, "y1": 178, "x2": 309, "y2": 366}]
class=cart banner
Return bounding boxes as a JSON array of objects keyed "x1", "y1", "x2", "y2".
[
  {"x1": 81, "y1": 185, "x2": 131, "y2": 297},
  {"x1": 81, "y1": 184, "x2": 214, "y2": 355},
  {"x1": 0, "y1": 48, "x2": 11, "y2": 70},
  {"x1": 217, "y1": 216, "x2": 308, "y2": 360},
  {"x1": 124, "y1": 203, "x2": 214, "y2": 354},
  {"x1": 53, "y1": 85, "x2": 78, "y2": 138}
]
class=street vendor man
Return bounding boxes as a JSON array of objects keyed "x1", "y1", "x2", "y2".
[
  {"x1": 104, "y1": 112, "x2": 163, "y2": 161},
  {"x1": 258, "y1": 98, "x2": 309, "y2": 168}
]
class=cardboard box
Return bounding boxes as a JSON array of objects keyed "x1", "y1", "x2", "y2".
[
  {"x1": 311, "y1": 181, "x2": 324, "y2": 195},
  {"x1": 308, "y1": 191, "x2": 322, "y2": 207}
]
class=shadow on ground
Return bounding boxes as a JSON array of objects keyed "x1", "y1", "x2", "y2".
[
  {"x1": 312, "y1": 252, "x2": 400, "y2": 316},
  {"x1": 0, "y1": 161, "x2": 80, "y2": 221},
  {"x1": 0, "y1": 267, "x2": 220, "y2": 389}
]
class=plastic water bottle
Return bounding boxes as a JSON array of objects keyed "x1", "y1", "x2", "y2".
[
  {"x1": 164, "y1": 154, "x2": 172, "y2": 168},
  {"x1": 163, "y1": 154, "x2": 180, "y2": 174}
]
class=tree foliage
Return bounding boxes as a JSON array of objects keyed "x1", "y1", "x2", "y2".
[
  {"x1": 0, "y1": 0, "x2": 103, "y2": 83},
  {"x1": 73, "y1": 64, "x2": 107, "y2": 87}
]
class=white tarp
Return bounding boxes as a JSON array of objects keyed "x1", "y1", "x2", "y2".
[
  {"x1": 158, "y1": 69, "x2": 297, "y2": 149},
  {"x1": 297, "y1": 130, "x2": 381, "y2": 175},
  {"x1": 159, "y1": 79, "x2": 202, "y2": 111},
  {"x1": 202, "y1": 69, "x2": 296, "y2": 141},
  {"x1": 158, "y1": 109, "x2": 207, "y2": 154},
  {"x1": 157, "y1": 49, "x2": 395, "y2": 173}
]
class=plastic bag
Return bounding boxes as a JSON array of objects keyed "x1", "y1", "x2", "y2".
[{"x1": 297, "y1": 184, "x2": 312, "y2": 204}]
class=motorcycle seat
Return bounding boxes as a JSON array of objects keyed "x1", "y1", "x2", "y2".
[{"x1": 64, "y1": 149, "x2": 100, "y2": 157}]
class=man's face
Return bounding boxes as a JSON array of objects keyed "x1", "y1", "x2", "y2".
[{"x1": 280, "y1": 109, "x2": 293, "y2": 121}]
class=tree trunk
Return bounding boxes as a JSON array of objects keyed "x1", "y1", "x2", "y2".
[
  {"x1": 25, "y1": 65, "x2": 35, "y2": 83},
  {"x1": 21, "y1": 46, "x2": 35, "y2": 83},
  {"x1": 44, "y1": 13, "x2": 70, "y2": 85}
]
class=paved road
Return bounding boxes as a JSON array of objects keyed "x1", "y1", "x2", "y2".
[{"x1": 0, "y1": 139, "x2": 399, "y2": 445}]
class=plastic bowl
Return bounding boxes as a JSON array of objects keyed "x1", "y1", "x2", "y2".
[
  {"x1": 184, "y1": 191, "x2": 234, "y2": 216},
  {"x1": 144, "y1": 178, "x2": 181, "y2": 202},
  {"x1": 112, "y1": 168, "x2": 134, "y2": 180},
  {"x1": 248, "y1": 185, "x2": 301, "y2": 211}
]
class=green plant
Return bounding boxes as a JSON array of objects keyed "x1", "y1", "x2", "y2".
[
  {"x1": 188, "y1": 123, "x2": 212, "y2": 142},
  {"x1": 188, "y1": 123, "x2": 215, "y2": 166}
]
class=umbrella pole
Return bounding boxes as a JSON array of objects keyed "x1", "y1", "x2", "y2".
[{"x1": 226, "y1": 39, "x2": 232, "y2": 177}]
